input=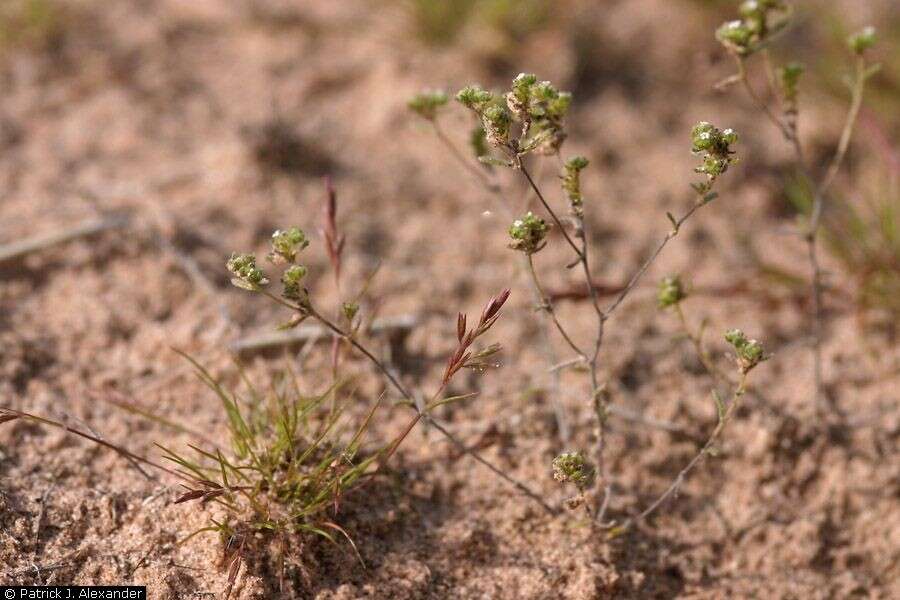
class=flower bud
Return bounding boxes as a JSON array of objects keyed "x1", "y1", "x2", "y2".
[
  {"x1": 691, "y1": 121, "x2": 738, "y2": 181},
  {"x1": 342, "y1": 301, "x2": 359, "y2": 322},
  {"x1": 562, "y1": 156, "x2": 589, "y2": 217},
  {"x1": 456, "y1": 85, "x2": 493, "y2": 110},
  {"x1": 716, "y1": 19, "x2": 754, "y2": 53},
  {"x1": 281, "y1": 265, "x2": 308, "y2": 302}
]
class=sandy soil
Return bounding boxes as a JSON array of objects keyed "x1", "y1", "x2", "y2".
[{"x1": 1, "y1": 0, "x2": 898, "y2": 598}]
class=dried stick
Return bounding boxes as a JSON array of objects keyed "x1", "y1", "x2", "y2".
[
  {"x1": 0, "y1": 215, "x2": 129, "y2": 265},
  {"x1": 0, "y1": 408, "x2": 187, "y2": 481},
  {"x1": 228, "y1": 314, "x2": 419, "y2": 356}
]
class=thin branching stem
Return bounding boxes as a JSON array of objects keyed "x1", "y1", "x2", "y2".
[
  {"x1": 613, "y1": 372, "x2": 749, "y2": 532},
  {"x1": 257, "y1": 290, "x2": 556, "y2": 514},
  {"x1": 805, "y1": 57, "x2": 867, "y2": 415},
  {"x1": 431, "y1": 126, "x2": 572, "y2": 441},
  {"x1": 731, "y1": 47, "x2": 869, "y2": 416},
  {"x1": 517, "y1": 159, "x2": 720, "y2": 525},
  {"x1": 519, "y1": 162, "x2": 584, "y2": 258},
  {"x1": 431, "y1": 120, "x2": 501, "y2": 194},
  {"x1": 674, "y1": 303, "x2": 732, "y2": 385},
  {"x1": 519, "y1": 161, "x2": 612, "y2": 520},
  {"x1": 604, "y1": 197, "x2": 708, "y2": 318},
  {"x1": 525, "y1": 254, "x2": 587, "y2": 360}
]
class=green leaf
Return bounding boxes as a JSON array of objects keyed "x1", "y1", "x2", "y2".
[
  {"x1": 666, "y1": 212, "x2": 678, "y2": 232},
  {"x1": 426, "y1": 392, "x2": 479, "y2": 412},
  {"x1": 712, "y1": 390, "x2": 726, "y2": 423},
  {"x1": 230, "y1": 278, "x2": 258, "y2": 291},
  {"x1": 864, "y1": 63, "x2": 882, "y2": 80},
  {"x1": 277, "y1": 313, "x2": 307, "y2": 330},
  {"x1": 478, "y1": 156, "x2": 513, "y2": 168}
]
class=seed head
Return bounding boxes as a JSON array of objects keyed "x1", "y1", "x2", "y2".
[
  {"x1": 281, "y1": 265, "x2": 308, "y2": 302},
  {"x1": 657, "y1": 275, "x2": 687, "y2": 308},
  {"x1": 482, "y1": 104, "x2": 512, "y2": 147},
  {"x1": 725, "y1": 328, "x2": 768, "y2": 373},
  {"x1": 227, "y1": 253, "x2": 269, "y2": 290},
  {"x1": 552, "y1": 452, "x2": 595, "y2": 489},
  {"x1": 268, "y1": 227, "x2": 309, "y2": 264},
  {"x1": 508, "y1": 211, "x2": 549, "y2": 254},
  {"x1": 508, "y1": 73, "x2": 537, "y2": 121}
]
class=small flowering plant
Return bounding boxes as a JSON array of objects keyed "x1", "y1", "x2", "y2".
[
  {"x1": 411, "y1": 72, "x2": 754, "y2": 529},
  {"x1": 714, "y1": 0, "x2": 879, "y2": 414}
]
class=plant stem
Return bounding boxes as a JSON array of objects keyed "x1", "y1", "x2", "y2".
[
  {"x1": 614, "y1": 372, "x2": 749, "y2": 531},
  {"x1": 518, "y1": 162, "x2": 584, "y2": 258},
  {"x1": 517, "y1": 161, "x2": 720, "y2": 524},
  {"x1": 431, "y1": 125, "x2": 572, "y2": 441},
  {"x1": 431, "y1": 120, "x2": 501, "y2": 194},
  {"x1": 805, "y1": 57, "x2": 867, "y2": 416},
  {"x1": 518, "y1": 162, "x2": 611, "y2": 521},
  {"x1": 674, "y1": 303, "x2": 732, "y2": 385},
  {"x1": 732, "y1": 50, "x2": 869, "y2": 417},
  {"x1": 604, "y1": 197, "x2": 708, "y2": 318},
  {"x1": 525, "y1": 254, "x2": 587, "y2": 360},
  {"x1": 270, "y1": 298, "x2": 557, "y2": 514}
]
